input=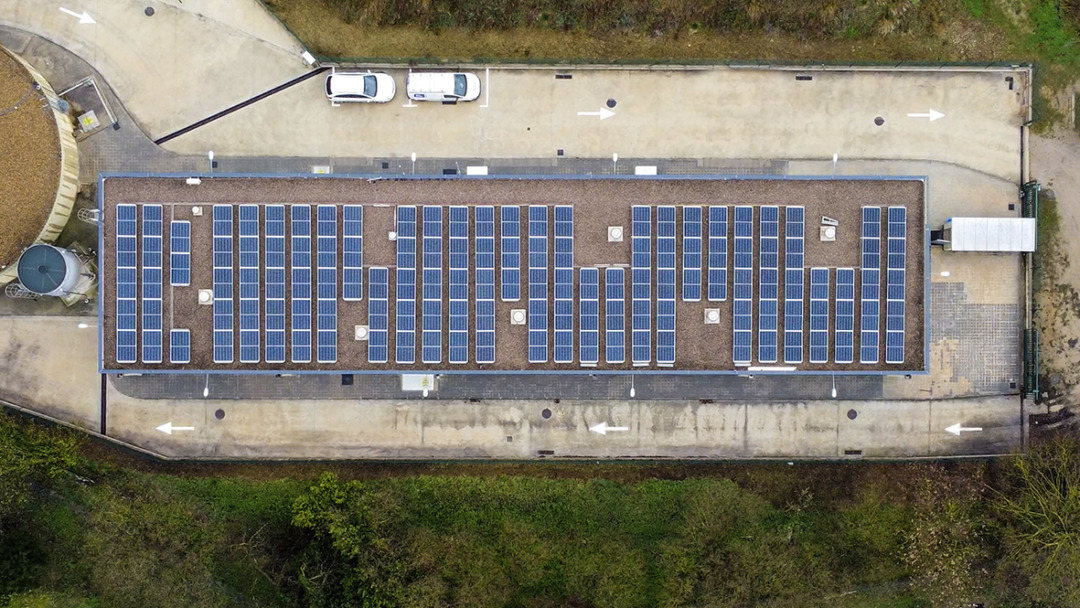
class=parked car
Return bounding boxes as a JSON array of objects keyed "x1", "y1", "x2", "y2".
[
  {"x1": 324, "y1": 71, "x2": 395, "y2": 105},
  {"x1": 406, "y1": 72, "x2": 481, "y2": 102}
]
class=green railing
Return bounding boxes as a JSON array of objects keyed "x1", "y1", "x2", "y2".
[{"x1": 1024, "y1": 329, "x2": 1040, "y2": 401}]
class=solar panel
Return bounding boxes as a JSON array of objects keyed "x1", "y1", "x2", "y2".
[
  {"x1": 116, "y1": 204, "x2": 139, "y2": 364},
  {"x1": 758, "y1": 205, "x2": 779, "y2": 364},
  {"x1": 264, "y1": 205, "x2": 287, "y2": 364},
  {"x1": 396, "y1": 206, "x2": 417, "y2": 364},
  {"x1": 213, "y1": 204, "x2": 234, "y2": 364},
  {"x1": 141, "y1": 204, "x2": 163, "y2": 364},
  {"x1": 708, "y1": 206, "x2": 728, "y2": 301},
  {"x1": 783, "y1": 206, "x2": 804, "y2": 364},
  {"x1": 554, "y1": 205, "x2": 574, "y2": 364},
  {"x1": 448, "y1": 206, "x2": 469, "y2": 364},
  {"x1": 239, "y1": 205, "x2": 260, "y2": 364},
  {"x1": 886, "y1": 206, "x2": 907, "y2": 364},
  {"x1": 169, "y1": 329, "x2": 190, "y2": 364},
  {"x1": 732, "y1": 206, "x2": 753, "y2": 365},
  {"x1": 422, "y1": 205, "x2": 442, "y2": 364},
  {"x1": 475, "y1": 206, "x2": 496, "y2": 364},
  {"x1": 169, "y1": 220, "x2": 190, "y2": 287},
  {"x1": 316, "y1": 205, "x2": 337, "y2": 364},
  {"x1": 500, "y1": 206, "x2": 521, "y2": 302},
  {"x1": 605, "y1": 267, "x2": 626, "y2": 364},
  {"x1": 579, "y1": 267, "x2": 599, "y2": 366},
  {"x1": 632, "y1": 205, "x2": 651, "y2": 365},
  {"x1": 657, "y1": 206, "x2": 677, "y2": 366},
  {"x1": 809, "y1": 267, "x2": 830, "y2": 364},
  {"x1": 290, "y1": 205, "x2": 312, "y2": 364},
  {"x1": 368, "y1": 267, "x2": 389, "y2": 363},
  {"x1": 860, "y1": 206, "x2": 882, "y2": 364},
  {"x1": 528, "y1": 205, "x2": 548, "y2": 363},
  {"x1": 683, "y1": 206, "x2": 702, "y2": 302},
  {"x1": 342, "y1": 205, "x2": 363, "y2": 301},
  {"x1": 835, "y1": 268, "x2": 856, "y2": 364}
]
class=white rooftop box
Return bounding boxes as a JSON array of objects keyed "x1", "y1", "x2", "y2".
[{"x1": 944, "y1": 217, "x2": 1036, "y2": 252}]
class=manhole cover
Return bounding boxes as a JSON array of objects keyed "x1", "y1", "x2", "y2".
[
  {"x1": 874, "y1": 116, "x2": 885, "y2": 126},
  {"x1": 541, "y1": 408, "x2": 552, "y2": 419},
  {"x1": 215, "y1": 409, "x2": 225, "y2": 420},
  {"x1": 847, "y1": 409, "x2": 858, "y2": 420},
  {"x1": 606, "y1": 98, "x2": 617, "y2": 108},
  {"x1": 144, "y1": 6, "x2": 155, "y2": 16}
]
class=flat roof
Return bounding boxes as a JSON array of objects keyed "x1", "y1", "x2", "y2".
[{"x1": 99, "y1": 175, "x2": 926, "y2": 374}]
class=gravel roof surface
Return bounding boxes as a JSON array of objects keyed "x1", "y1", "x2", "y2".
[
  {"x1": 0, "y1": 46, "x2": 61, "y2": 268},
  {"x1": 101, "y1": 176, "x2": 925, "y2": 373}
]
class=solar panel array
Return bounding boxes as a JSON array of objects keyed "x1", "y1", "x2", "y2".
[
  {"x1": 708, "y1": 206, "x2": 728, "y2": 302},
  {"x1": 317, "y1": 205, "x2": 338, "y2": 364},
  {"x1": 169, "y1": 220, "x2": 190, "y2": 287},
  {"x1": 682, "y1": 206, "x2": 702, "y2": 302},
  {"x1": 141, "y1": 205, "x2": 163, "y2": 364},
  {"x1": 239, "y1": 205, "x2": 260, "y2": 364},
  {"x1": 265, "y1": 205, "x2": 287, "y2": 364},
  {"x1": 448, "y1": 206, "x2": 469, "y2": 364},
  {"x1": 501, "y1": 206, "x2": 521, "y2": 302},
  {"x1": 732, "y1": 206, "x2": 753, "y2": 365},
  {"x1": 860, "y1": 207, "x2": 882, "y2": 364},
  {"x1": 213, "y1": 205, "x2": 234, "y2": 364},
  {"x1": 835, "y1": 268, "x2": 856, "y2": 364},
  {"x1": 886, "y1": 206, "x2": 907, "y2": 364},
  {"x1": 579, "y1": 267, "x2": 599, "y2": 366},
  {"x1": 553, "y1": 206, "x2": 574, "y2": 363},
  {"x1": 475, "y1": 206, "x2": 496, "y2": 364},
  {"x1": 169, "y1": 328, "x2": 190, "y2": 364},
  {"x1": 605, "y1": 267, "x2": 626, "y2": 364},
  {"x1": 368, "y1": 266, "x2": 389, "y2": 363},
  {"x1": 783, "y1": 207, "x2": 804, "y2": 364},
  {"x1": 758, "y1": 206, "x2": 779, "y2": 364},
  {"x1": 342, "y1": 205, "x2": 363, "y2": 301},
  {"x1": 657, "y1": 206, "x2": 677, "y2": 366},
  {"x1": 396, "y1": 206, "x2": 417, "y2": 364},
  {"x1": 115, "y1": 205, "x2": 138, "y2": 364},
  {"x1": 422, "y1": 206, "x2": 442, "y2": 364},
  {"x1": 809, "y1": 267, "x2": 829, "y2": 364},
  {"x1": 528, "y1": 205, "x2": 549, "y2": 363},
  {"x1": 290, "y1": 205, "x2": 312, "y2": 364},
  {"x1": 631, "y1": 206, "x2": 652, "y2": 365}
]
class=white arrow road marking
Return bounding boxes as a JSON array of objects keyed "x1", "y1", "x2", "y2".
[
  {"x1": 156, "y1": 422, "x2": 195, "y2": 435},
  {"x1": 589, "y1": 422, "x2": 629, "y2": 435},
  {"x1": 906, "y1": 109, "x2": 945, "y2": 122},
  {"x1": 577, "y1": 108, "x2": 615, "y2": 120},
  {"x1": 59, "y1": 7, "x2": 96, "y2": 23},
  {"x1": 945, "y1": 423, "x2": 983, "y2": 436}
]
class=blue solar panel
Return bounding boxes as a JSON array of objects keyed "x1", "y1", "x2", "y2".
[
  {"x1": 631, "y1": 206, "x2": 651, "y2": 365},
  {"x1": 448, "y1": 206, "x2": 469, "y2": 364},
  {"x1": 707, "y1": 206, "x2": 727, "y2": 302},
  {"x1": 657, "y1": 206, "x2": 677, "y2": 366},
  {"x1": 169, "y1": 220, "x2": 190, "y2": 287},
  {"x1": 682, "y1": 206, "x2": 702, "y2": 302},
  {"x1": 605, "y1": 267, "x2": 625, "y2": 364},
  {"x1": 579, "y1": 267, "x2": 599, "y2": 366},
  {"x1": 835, "y1": 268, "x2": 855, "y2": 364},
  {"x1": 169, "y1": 328, "x2": 190, "y2": 364},
  {"x1": 860, "y1": 207, "x2": 882, "y2": 364},
  {"x1": 885, "y1": 206, "x2": 907, "y2": 364},
  {"x1": 140, "y1": 205, "x2": 163, "y2": 363},
  {"x1": 732, "y1": 206, "x2": 753, "y2": 365},
  {"x1": 396, "y1": 206, "x2": 417, "y2": 364},
  {"x1": 758, "y1": 206, "x2": 779, "y2": 363},
  {"x1": 238, "y1": 205, "x2": 260, "y2": 364},
  {"x1": 528, "y1": 205, "x2": 548, "y2": 363},
  {"x1": 421, "y1": 206, "x2": 442, "y2": 364},
  {"x1": 783, "y1": 206, "x2": 804, "y2": 364},
  {"x1": 212, "y1": 205, "x2": 234, "y2": 364},
  {"x1": 554, "y1": 206, "x2": 574, "y2": 364},
  {"x1": 265, "y1": 205, "x2": 287, "y2": 364},
  {"x1": 290, "y1": 205, "x2": 312, "y2": 363},
  {"x1": 342, "y1": 205, "x2": 363, "y2": 301},
  {"x1": 809, "y1": 267, "x2": 830, "y2": 364},
  {"x1": 368, "y1": 267, "x2": 389, "y2": 363},
  {"x1": 475, "y1": 206, "x2": 496, "y2": 364},
  {"x1": 316, "y1": 205, "x2": 337, "y2": 364},
  {"x1": 501, "y1": 206, "x2": 521, "y2": 302}
]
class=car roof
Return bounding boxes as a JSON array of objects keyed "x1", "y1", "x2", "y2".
[{"x1": 328, "y1": 73, "x2": 373, "y2": 96}]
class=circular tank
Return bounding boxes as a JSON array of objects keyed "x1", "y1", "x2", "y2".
[{"x1": 16, "y1": 244, "x2": 82, "y2": 296}]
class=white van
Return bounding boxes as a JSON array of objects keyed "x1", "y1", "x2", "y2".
[
  {"x1": 324, "y1": 71, "x2": 395, "y2": 105},
  {"x1": 406, "y1": 72, "x2": 481, "y2": 102}
]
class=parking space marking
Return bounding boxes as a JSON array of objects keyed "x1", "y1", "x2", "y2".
[{"x1": 480, "y1": 67, "x2": 490, "y2": 108}]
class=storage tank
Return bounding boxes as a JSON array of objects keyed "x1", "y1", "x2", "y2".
[
  {"x1": 0, "y1": 44, "x2": 80, "y2": 287},
  {"x1": 15, "y1": 244, "x2": 88, "y2": 296}
]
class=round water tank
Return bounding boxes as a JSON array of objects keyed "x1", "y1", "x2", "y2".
[{"x1": 16, "y1": 244, "x2": 81, "y2": 296}]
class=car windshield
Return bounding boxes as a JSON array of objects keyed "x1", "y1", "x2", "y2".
[
  {"x1": 364, "y1": 75, "x2": 377, "y2": 97},
  {"x1": 454, "y1": 74, "x2": 466, "y2": 97}
]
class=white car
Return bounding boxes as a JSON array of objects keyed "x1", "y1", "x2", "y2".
[
  {"x1": 406, "y1": 72, "x2": 481, "y2": 102},
  {"x1": 324, "y1": 71, "x2": 395, "y2": 105}
]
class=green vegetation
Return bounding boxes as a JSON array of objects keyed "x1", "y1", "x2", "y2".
[{"x1": 3, "y1": 412, "x2": 1080, "y2": 607}]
